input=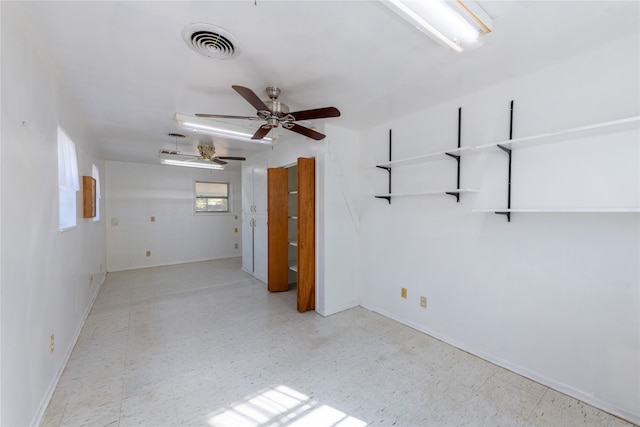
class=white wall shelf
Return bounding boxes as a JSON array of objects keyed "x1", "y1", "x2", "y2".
[
  {"x1": 373, "y1": 146, "x2": 476, "y2": 168},
  {"x1": 474, "y1": 208, "x2": 640, "y2": 213},
  {"x1": 479, "y1": 103, "x2": 639, "y2": 222},
  {"x1": 376, "y1": 189, "x2": 478, "y2": 198},
  {"x1": 375, "y1": 108, "x2": 473, "y2": 204},
  {"x1": 476, "y1": 116, "x2": 639, "y2": 152}
]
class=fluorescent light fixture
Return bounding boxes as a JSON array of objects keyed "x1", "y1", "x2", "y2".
[
  {"x1": 160, "y1": 157, "x2": 225, "y2": 170},
  {"x1": 382, "y1": 0, "x2": 492, "y2": 53},
  {"x1": 174, "y1": 113, "x2": 273, "y2": 144}
]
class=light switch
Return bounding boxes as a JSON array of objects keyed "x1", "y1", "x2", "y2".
[{"x1": 111, "y1": 217, "x2": 119, "y2": 226}]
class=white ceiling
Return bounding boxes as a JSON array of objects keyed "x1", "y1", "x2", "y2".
[{"x1": 14, "y1": 1, "x2": 640, "y2": 169}]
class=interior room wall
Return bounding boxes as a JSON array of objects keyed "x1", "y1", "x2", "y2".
[
  {"x1": 105, "y1": 161, "x2": 241, "y2": 272},
  {"x1": 1, "y1": 3, "x2": 107, "y2": 426},
  {"x1": 321, "y1": 125, "x2": 361, "y2": 315},
  {"x1": 358, "y1": 33, "x2": 639, "y2": 423}
]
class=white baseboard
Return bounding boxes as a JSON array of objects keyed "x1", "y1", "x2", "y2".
[
  {"x1": 317, "y1": 301, "x2": 360, "y2": 317},
  {"x1": 107, "y1": 254, "x2": 241, "y2": 272},
  {"x1": 360, "y1": 303, "x2": 639, "y2": 426},
  {"x1": 29, "y1": 274, "x2": 106, "y2": 427}
]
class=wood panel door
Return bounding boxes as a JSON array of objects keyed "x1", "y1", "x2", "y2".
[
  {"x1": 297, "y1": 157, "x2": 315, "y2": 312},
  {"x1": 267, "y1": 167, "x2": 289, "y2": 292}
]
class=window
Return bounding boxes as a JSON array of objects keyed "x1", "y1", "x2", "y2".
[
  {"x1": 195, "y1": 181, "x2": 229, "y2": 212},
  {"x1": 58, "y1": 127, "x2": 79, "y2": 230},
  {"x1": 92, "y1": 164, "x2": 101, "y2": 222}
]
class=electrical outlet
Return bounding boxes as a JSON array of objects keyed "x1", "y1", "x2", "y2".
[
  {"x1": 150, "y1": 216, "x2": 156, "y2": 222},
  {"x1": 234, "y1": 243, "x2": 239, "y2": 249},
  {"x1": 50, "y1": 335, "x2": 55, "y2": 353},
  {"x1": 420, "y1": 296, "x2": 427, "y2": 308},
  {"x1": 146, "y1": 251, "x2": 151, "y2": 257},
  {"x1": 401, "y1": 288, "x2": 407, "y2": 299},
  {"x1": 234, "y1": 227, "x2": 238, "y2": 233}
]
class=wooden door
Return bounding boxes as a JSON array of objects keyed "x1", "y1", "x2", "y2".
[
  {"x1": 297, "y1": 157, "x2": 315, "y2": 312},
  {"x1": 267, "y1": 167, "x2": 289, "y2": 291}
]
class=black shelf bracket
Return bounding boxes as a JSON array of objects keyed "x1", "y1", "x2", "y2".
[
  {"x1": 445, "y1": 107, "x2": 463, "y2": 203},
  {"x1": 496, "y1": 100, "x2": 514, "y2": 222},
  {"x1": 375, "y1": 129, "x2": 392, "y2": 204}
]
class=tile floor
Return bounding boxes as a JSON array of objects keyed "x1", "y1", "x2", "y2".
[{"x1": 41, "y1": 258, "x2": 634, "y2": 427}]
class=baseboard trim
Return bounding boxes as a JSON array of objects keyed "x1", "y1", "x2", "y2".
[
  {"x1": 29, "y1": 274, "x2": 106, "y2": 427},
  {"x1": 107, "y1": 255, "x2": 240, "y2": 272},
  {"x1": 359, "y1": 303, "x2": 639, "y2": 426}
]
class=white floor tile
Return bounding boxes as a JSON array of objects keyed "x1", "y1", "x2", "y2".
[{"x1": 40, "y1": 258, "x2": 635, "y2": 427}]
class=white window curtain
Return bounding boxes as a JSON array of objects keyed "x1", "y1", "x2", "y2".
[
  {"x1": 58, "y1": 128, "x2": 79, "y2": 191},
  {"x1": 92, "y1": 164, "x2": 101, "y2": 221}
]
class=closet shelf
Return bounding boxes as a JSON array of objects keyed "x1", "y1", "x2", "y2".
[
  {"x1": 288, "y1": 216, "x2": 298, "y2": 220},
  {"x1": 474, "y1": 208, "x2": 640, "y2": 213},
  {"x1": 375, "y1": 189, "x2": 478, "y2": 198},
  {"x1": 373, "y1": 146, "x2": 475, "y2": 168},
  {"x1": 476, "y1": 116, "x2": 639, "y2": 151},
  {"x1": 289, "y1": 191, "x2": 298, "y2": 195},
  {"x1": 289, "y1": 264, "x2": 298, "y2": 272},
  {"x1": 289, "y1": 240, "x2": 298, "y2": 247}
]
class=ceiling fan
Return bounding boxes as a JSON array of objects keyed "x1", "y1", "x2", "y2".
[
  {"x1": 160, "y1": 134, "x2": 246, "y2": 165},
  {"x1": 195, "y1": 85, "x2": 341, "y2": 141}
]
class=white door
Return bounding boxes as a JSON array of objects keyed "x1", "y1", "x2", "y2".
[
  {"x1": 240, "y1": 164, "x2": 268, "y2": 283},
  {"x1": 241, "y1": 215, "x2": 254, "y2": 274},
  {"x1": 252, "y1": 165, "x2": 268, "y2": 215},
  {"x1": 253, "y1": 214, "x2": 268, "y2": 283}
]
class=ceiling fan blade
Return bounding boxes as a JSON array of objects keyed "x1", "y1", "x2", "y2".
[
  {"x1": 251, "y1": 126, "x2": 272, "y2": 140},
  {"x1": 288, "y1": 123, "x2": 326, "y2": 140},
  {"x1": 217, "y1": 156, "x2": 247, "y2": 161},
  {"x1": 195, "y1": 114, "x2": 260, "y2": 120},
  {"x1": 288, "y1": 106, "x2": 341, "y2": 121},
  {"x1": 232, "y1": 85, "x2": 269, "y2": 112},
  {"x1": 211, "y1": 158, "x2": 228, "y2": 165}
]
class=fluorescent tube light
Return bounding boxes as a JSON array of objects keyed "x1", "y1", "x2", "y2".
[
  {"x1": 160, "y1": 158, "x2": 225, "y2": 170},
  {"x1": 175, "y1": 113, "x2": 273, "y2": 144},
  {"x1": 382, "y1": 0, "x2": 492, "y2": 52}
]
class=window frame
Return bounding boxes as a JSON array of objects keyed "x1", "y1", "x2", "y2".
[
  {"x1": 92, "y1": 164, "x2": 101, "y2": 222},
  {"x1": 58, "y1": 127, "x2": 79, "y2": 231},
  {"x1": 194, "y1": 180, "x2": 231, "y2": 214}
]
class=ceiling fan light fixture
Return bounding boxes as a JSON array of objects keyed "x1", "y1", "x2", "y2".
[
  {"x1": 174, "y1": 113, "x2": 273, "y2": 144},
  {"x1": 160, "y1": 157, "x2": 225, "y2": 170},
  {"x1": 382, "y1": 0, "x2": 492, "y2": 52}
]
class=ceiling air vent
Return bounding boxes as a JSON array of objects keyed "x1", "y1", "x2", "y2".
[{"x1": 182, "y1": 23, "x2": 240, "y2": 60}]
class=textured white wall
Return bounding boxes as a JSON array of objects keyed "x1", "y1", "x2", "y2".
[
  {"x1": 105, "y1": 161, "x2": 241, "y2": 272},
  {"x1": 358, "y1": 33, "x2": 639, "y2": 423},
  {"x1": 1, "y1": 3, "x2": 107, "y2": 426}
]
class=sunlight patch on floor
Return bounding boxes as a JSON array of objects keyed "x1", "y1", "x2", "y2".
[{"x1": 207, "y1": 385, "x2": 367, "y2": 427}]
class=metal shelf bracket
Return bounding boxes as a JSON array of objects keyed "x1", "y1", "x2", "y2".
[
  {"x1": 496, "y1": 100, "x2": 514, "y2": 222},
  {"x1": 375, "y1": 129, "x2": 393, "y2": 204}
]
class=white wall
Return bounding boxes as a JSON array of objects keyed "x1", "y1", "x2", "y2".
[
  {"x1": 105, "y1": 161, "x2": 241, "y2": 272},
  {"x1": 1, "y1": 3, "x2": 107, "y2": 426},
  {"x1": 358, "y1": 33, "x2": 639, "y2": 423},
  {"x1": 321, "y1": 125, "x2": 361, "y2": 315}
]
